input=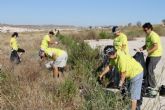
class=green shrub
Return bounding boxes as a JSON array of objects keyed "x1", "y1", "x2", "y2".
[
  {"x1": 57, "y1": 79, "x2": 77, "y2": 102},
  {"x1": 154, "y1": 25, "x2": 165, "y2": 36},
  {"x1": 58, "y1": 34, "x2": 129, "y2": 110},
  {"x1": 0, "y1": 70, "x2": 6, "y2": 82},
  {"x1": 99, "y1": 31, "x2": 109, "y2": 39},
  {"x1": 1, "y1": 32, "x2": 129, "y2": 110}
]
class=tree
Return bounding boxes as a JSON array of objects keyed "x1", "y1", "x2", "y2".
[
  {"x1": 136, "y1": 21, "x2": 142, "y2": 27},
  {"x1": 128, "y1": 23, "x2": 132, "y2": 27},
  {"x1": 89, "y1": 26, "x2": 92, "y2": 29},
  {"x1": 162, "y1": 19, "x2": 165, "y2": 26}
]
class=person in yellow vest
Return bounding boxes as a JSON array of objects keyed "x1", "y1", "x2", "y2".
[
  {"x1": 112, "y1": 26, "x2": 129, "y2": 55},
  {"x1": 111, "y1": 26, "x2": 130, "y2": 88},
  {"x1": 41, "y1": 48, "x2": 68, "y2": 78},
  {"x1": 39, "y1": 31, "x2": 58, "y2": 59},
  {"x1": 10, "y1": 32, "x2": 25, "y2": 64},
  {"x1": 139, "y1": 23, "x2": 162, "y2": 95},
  {"x1": 99, "y1": 45, "x2": 143, "y2": 110}
]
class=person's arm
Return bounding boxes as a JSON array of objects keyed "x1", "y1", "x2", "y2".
[
  {"x1": 99, "y1": 65, "x2": 112, "y2": 80},
  {"x1": 118, "y1": 57, "x2": 126, "y2": 88},
  {"x1": 48, "y1": 40, "x2": 58, "y2": 45},
  {"x1": 119, "y1": 72, "x2": 126, "y2": 88},
  {"x1": 147, "y1": 43, "x2": 158, "y2": 54},
  {"x1": 139, "y1": 45, "x2": 146, "y2": 51},
  {"x1": 121, "y1": 36, "x2": 128, "y2": 54},
  {"x1": 122, "y1": 44, "x2": 126, "y2": 51},
  {"x1": 48, "y1": 37, "x2": 59, "y2": 45}
]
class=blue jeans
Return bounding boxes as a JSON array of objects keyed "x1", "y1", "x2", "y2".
[{"x1": 130, "y1": 72, "x2": 143, "y2": 100}]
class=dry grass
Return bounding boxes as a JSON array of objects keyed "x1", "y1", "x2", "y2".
[
  {"x1": 0, "y1": 32, "x2": 82, "y2": 110},
  {"x1": 61, "y1": 25, "x2": 165, "y2": 41},
  {"x1": 0, "y1": 31, "x2": 128, "y2": 110}
]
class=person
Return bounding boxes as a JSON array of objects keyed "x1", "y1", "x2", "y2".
[
  {"x1": 41, "y1": 48, "x2": 68, "y2": 78},
  {"x1": 99, "y1": 45, "x2": 143, "y2": 110},
  {"x1": 39, "y1": 31, "x2": 58, "y2": 60},
  {"x1": 138, "y1": 22, "x2": 162, "y2": 95},
  {"x1": 10, "y1": 32, "x2": 25, "y2": 64},
  {"x1": 112, "y1": 26, "x2": 129, "y2": 55},
  {"x1": 110, "y1": 26, "x2": 130, "y2": 87}
]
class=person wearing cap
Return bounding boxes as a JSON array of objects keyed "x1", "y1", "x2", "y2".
[
  {"x1": 41, "y1": 47, "x2": 68, "y2": 78},
  {"x1": 138, "y1": 22, "x2": 162, "y2": 94},
  {"x1": 99, "y1": 45, "x2": 143, "y2": 110},
  {"x1": 39, "y1": 31, "x2": 59, "y2": 60},
  {"x1": 10, "y1": 32, "x2": 25, "y2": 64},
  {"x1": 112, "y1": 26, "x2": 129, "y2": 55}
]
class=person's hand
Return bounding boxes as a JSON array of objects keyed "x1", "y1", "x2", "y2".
[
  {"x1": 134, "y1": 48, "x2": 141, "y2": 52},
  {"x1": 118, "y1": 81, "x2": 123, "y2": 90},
  {"x1": 139, "y1": 47, "x2": 143, "y2": 51},
  {"x1": 54, "y1": 41, "x2": 59, "y2": 45},
  {"x1": 99, "y1": 74, "x2": 103, "y2": 81}
]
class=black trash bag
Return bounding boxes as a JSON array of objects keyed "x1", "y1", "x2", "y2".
[
  {"x1": 133, "y1": 52, "x2": 147, "y2": 79},
  {"x1": 159, "y1": 85, "x2": 165, "y2": 96},
  {"x1": 133, "y1": 52, "x2": 148, "y2": 96},
  {"x1": 96, "y1": 45, "x2": 120, "y2": 88},
  {"x1": 10, "y1": 50, "x2": 20, "y2": 64},
  {"x1": 97, "y1": 62, "x2": 119, "y2": 88},
  {"x1": 96, "y1": 53, "x2": 109, "y2": 72}
]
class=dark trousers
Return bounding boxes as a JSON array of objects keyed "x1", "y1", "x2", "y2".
[{"x1": 146, "y1": 56, "x2": 161, "y2": 88}]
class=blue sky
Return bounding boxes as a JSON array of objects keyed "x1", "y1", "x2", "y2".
[{"x1": 0, "y1": 0, "x2": 165, "y2": 26}]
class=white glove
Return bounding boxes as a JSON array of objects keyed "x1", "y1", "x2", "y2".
[{"x1": 55, "y1": 41, "x2": 58, "y2": 45}]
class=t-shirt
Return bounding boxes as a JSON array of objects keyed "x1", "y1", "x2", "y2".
[
  {"x1": 40, "y1": 35, "x2": 51, "y2": 51},
  {"x1": 145, "y1": 31, "x2": 162, "y2": 57},
  {"x1": 109, "y1": 51, "x2": 143, "y2": 79},
  {"x1": 10, "y1": 37, "x2": 18, "y2": 51},
  {"x1": 45, "y1": 48, "x2": 64, "y2": 58},
  {"x1": 113, "y1": 33, "x2": 129, "y2": 55}
]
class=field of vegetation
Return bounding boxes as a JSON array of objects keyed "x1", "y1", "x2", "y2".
[
  {"x1": 67, "y1": 24, "x2": 165, "y2": 41},
  {"x1": 0, "y1": 24, "x2": 164, "y2": 110},
  {"x1": 0, "y1": 31, "x2": 130, "y2": 110}
]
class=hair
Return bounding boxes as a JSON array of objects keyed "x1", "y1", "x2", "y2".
[
  {"x1": 11, "y1": 32, "x2": 18, "y2": 37},
  {"x1": 49, "y1": 31, "x2": 55, "y2": 35},
  {"x1": 142, "y1": 22, "x2": 153, "y2": 30},
  {"x1": 112, "y1": 26, "x2": 119, "y2": 33}
]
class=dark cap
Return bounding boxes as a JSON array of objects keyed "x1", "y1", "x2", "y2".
[
  {"x1": 104, "y1": 45, "x2": 116, "y2": 56},
  {"x1": 112, "y1": 26, "x2": 120, "y2": 33}
]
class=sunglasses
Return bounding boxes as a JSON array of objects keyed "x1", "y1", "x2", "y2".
[{"x1": 143, "y1": 28, "x2": 148, "y2": 32}]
